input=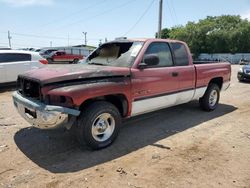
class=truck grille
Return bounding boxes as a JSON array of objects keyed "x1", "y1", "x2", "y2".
[{"x1": 17, "y1": 77, "x2": 41, "y2": 100}]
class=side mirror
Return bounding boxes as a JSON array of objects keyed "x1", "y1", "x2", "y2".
[{"x1": 139, "y1": 54, "x2": 160, "y2": 69}]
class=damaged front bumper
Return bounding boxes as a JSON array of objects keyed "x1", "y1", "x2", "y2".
[{"x1": 12, "y1": 91, "x2": 80, "y2": 129}]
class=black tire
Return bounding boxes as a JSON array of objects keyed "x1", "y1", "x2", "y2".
[
  {"x1": 238, "y1": 77, "x2": 244, "y2": 82},
  {"x1": 73, "y1": 59, "x2": 79, "y2": 64},
  {"x1": 47, "y1": 58, "x2": 53, "y2": 64},
  {"x1": 199, "y1": 84, "x2": 220, "y2": 111},
  {"x1": 76, "y1": 101, "x2": 121, "y2": 150}
]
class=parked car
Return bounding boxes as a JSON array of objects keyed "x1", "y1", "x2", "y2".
[
  {"x1": 239, "y1": 59, "x2": 250, "y2": 65},
  {"x1": 0, "y1": 50, "x2": 48, "y2": 85},
  {"x1": 238, "y1": 64, "x2": 250, "y2": 82},
  {"x1": 47, "y1": 51, "x2": 84, "y2": 64},
  {"x1": 13, "y1": 38, "x2": 231, "y2": 149},
  {"x1": 39, "y1": 49, "x2": 58, "y2": 59}
]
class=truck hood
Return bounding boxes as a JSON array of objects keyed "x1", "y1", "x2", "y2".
[{"x1": 19, "y1": 64, "x2": 130, "y2": 85}]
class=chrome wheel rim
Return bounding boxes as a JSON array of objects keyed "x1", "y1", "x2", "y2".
[
  {"x1": 91, "y1": 113, "x2": 115, "y2": 142},
  {"x1": 209, "y1": 90, "x2": 218, "y2": 107}
]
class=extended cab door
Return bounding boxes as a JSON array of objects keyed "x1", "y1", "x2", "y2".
[
  {"x1": 170, "y1": 42, "x2": 196, "y2": 104},
  {"x1": 131, "y1": 42, "x2": 180, "y2": 116}
]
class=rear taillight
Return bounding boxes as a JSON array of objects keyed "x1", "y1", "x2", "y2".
[{"x1": 39, "y1": 59, "x2": 48, "y2": 64}]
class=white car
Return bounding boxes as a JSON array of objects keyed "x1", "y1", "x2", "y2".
[{"x1": 0, "y1": 50, "x2": 48, "y2": 84}]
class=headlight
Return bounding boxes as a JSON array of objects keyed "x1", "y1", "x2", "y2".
[
  {"x1": 45, "y1": 95, "x2": 74, "y2": 108},
  {"x1": 239, "y1": 68, "x2": 243, "y2": 73}
]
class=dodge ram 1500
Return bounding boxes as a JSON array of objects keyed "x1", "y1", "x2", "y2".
[{"x1": 13, "y1": 38, "x2": 231, "y2": 149}]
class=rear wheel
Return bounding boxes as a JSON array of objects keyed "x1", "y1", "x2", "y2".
[
  {"x1": 73, "y1": 59, "x2": 79, "y2": 64},
  {"x1": 76, "y1": 101, "x2": 121, "y2": 150},
  {"x1": 238, "y1": 77, "x2": 244, "y2": 82},
  {"x1": 47, "y1": 58, "x2": 53, "y2": 64},
  {"x1": 199, "y1": 84, "x2": 220, "y2": 111}
]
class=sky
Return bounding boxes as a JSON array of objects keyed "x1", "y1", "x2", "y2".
[{"x1": 0, "y1": 0, "x2": 250, "y2": 48}]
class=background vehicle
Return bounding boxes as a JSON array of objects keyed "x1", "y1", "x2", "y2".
[
  {"x1": 239, "y1": 59, "x2": 250, "y2": 65},
  {"x1": 13, "y1": 38, "x2": 231, "y2": 150},
  {"x1": 238, "y1": 64, "x2": 250, "y2": 81},
  {"x1": 39, "y1": 49, "x2": 58, "y2": 59},
  {"x1": 0, "y1": 50, "x2": 48, "y2": 85},
  {"x1": 47, "y1": 51, "x2": 84, "y2": 64}
]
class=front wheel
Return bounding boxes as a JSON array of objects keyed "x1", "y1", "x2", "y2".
[
  {"x1": 199, "y1": 84, "x2": 220, "y2": 111},
  {"x1": 76, "y1": 101, "x2": 121, "y2": 150}
]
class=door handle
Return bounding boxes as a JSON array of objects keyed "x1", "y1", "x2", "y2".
[{"x1": 172, "y1": 72, "x2": 179, "y2": 77}]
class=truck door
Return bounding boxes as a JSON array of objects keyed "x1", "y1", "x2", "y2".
[
  {"x1": 131, "y1": 42, "x2": 180, "y2": 116},
  {"x1": 170, "y1": 42, "x2": 196, "y2": 104}
]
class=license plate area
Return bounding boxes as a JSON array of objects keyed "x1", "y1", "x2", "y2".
[{"x1": 25, "y1": 108, "x2": 37, "y2": 119}]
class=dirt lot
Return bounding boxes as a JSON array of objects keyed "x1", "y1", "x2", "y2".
[{"x1": 0, "y1": 65, "x2": 249, "y2": 188}]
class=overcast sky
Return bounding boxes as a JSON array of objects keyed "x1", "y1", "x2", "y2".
[{"x1": 0, "y1": 0, "x2": 250, "y2": 48}]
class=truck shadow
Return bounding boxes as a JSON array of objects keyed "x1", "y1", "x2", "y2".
[{"x1": 14, "y1": 102, "x2": 237, "y2": 173}]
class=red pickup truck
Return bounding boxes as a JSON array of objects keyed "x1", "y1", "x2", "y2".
[
  {"x1": 13, "y1": 38, "x2": 231, "y2": 149},
  {"x1": 48, "y1": 51, "x2": 84, "y2": 64}
]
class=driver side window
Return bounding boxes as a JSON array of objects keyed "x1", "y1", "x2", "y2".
[{"x1": 144, "y1": 42, "x2": 173, "y2": 67}]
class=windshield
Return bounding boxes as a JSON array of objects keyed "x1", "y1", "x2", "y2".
[{"x1": 85, "y1": 41, "x2": 144, "y2": 67}]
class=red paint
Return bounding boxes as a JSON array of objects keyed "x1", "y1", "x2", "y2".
[
  {"x1": 39, "y1": 59, "x2": 48, "y2": 64},
  {"x1": 51, "y1": 51, "x2": 84, "y2": 62}
]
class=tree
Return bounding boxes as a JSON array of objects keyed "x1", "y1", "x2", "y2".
[{"x1": 161, "y1": 15, "x2": 250, "y2": 55}]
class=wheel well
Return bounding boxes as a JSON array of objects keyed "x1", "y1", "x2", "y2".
[
  {"x1": 209, "y1": 77, "x2": 223, "y2": 89},
  {"x1": 79, "y1": 94, "x2": 128, "y2": 117}
]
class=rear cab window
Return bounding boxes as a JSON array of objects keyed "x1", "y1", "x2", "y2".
[
  {"x1": 170, "y1": 43, "x2": 189, "y2": 66},
  {"x1": 0, "y1": 53, "x2": 31, "y2": 63}
]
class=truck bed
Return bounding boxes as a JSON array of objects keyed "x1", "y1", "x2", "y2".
[{"x1": 193, "y1": 60, "x2": 228, "y2": 64}]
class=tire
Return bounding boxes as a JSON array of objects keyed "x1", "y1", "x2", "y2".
[
  {"x1": 238, "y1": 77, "x2": 244, "y2": 82},
  {"x1": 199, "y1": 84, "x2": 220, "y2": 111},
  {"x1": 47, "y1": 58, "x2": 52, "y2": 64},
  {"x1": 76, "y1": 101, "x2": 121, "y2": 150},
  {"x1": 73, "y1": 59, "x2": 79, "y2": 64}
]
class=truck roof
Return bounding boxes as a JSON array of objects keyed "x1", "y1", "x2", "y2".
[{"x1": 109, "y1": 38, "x2": 185, "y2": 44}]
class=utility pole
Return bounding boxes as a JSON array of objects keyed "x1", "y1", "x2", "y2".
[
  {"x1": 82, "y1": 32, "x2": 87, "y2": 46},
  {"x1": 99, "y1": 39, "x2": 102, "y2": 46},
  {"x1": 67, "y1": 33, "x2": 70, "y2": 46},
  {"x1": 50, "y1": 41, "x2": 52, "y2": 47},
  {"x1": 158, "y1": 0, "x2": 163, "y2": 38},
  {"x1": 8, "y1": 30, "x2": 12, "y2": 48}
]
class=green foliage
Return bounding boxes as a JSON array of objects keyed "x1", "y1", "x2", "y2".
[{"x1": 161, "y1": 15, "x2": 250, "y2": 55}]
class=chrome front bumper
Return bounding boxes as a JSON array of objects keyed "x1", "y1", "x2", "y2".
[{"x1": 12, "y1": 91, "x2": 80, "y2": 129}]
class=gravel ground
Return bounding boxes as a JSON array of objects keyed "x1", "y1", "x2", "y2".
[{"x1": 0, "y1": 65, "x2": 249, "y2": 188}]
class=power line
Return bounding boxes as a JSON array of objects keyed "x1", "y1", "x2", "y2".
[
  {"x1": 11, "y1": 32, "x2": 82, "y2": 40},
  {"x1": 26, "y1": 0, "x2": 110, "y2": 30},
  {"x1": 165, "y1": 0, "x2": 179, "y2": 26},
  {"x1": 170, "y1": 0, "x2": 179, "y2": 25},
  {"x1": 165, "y1": 0, "x2": 175, "y2": 26},
  {"x1": 53, "y1": 0, "x2": 137, "y2": 30},
  {"x1": 0, "y1": 31, "x2": 100, "y2": 41},
  {"x1": 122, "y1": 0, "x2": 155, "y2": 36}
]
